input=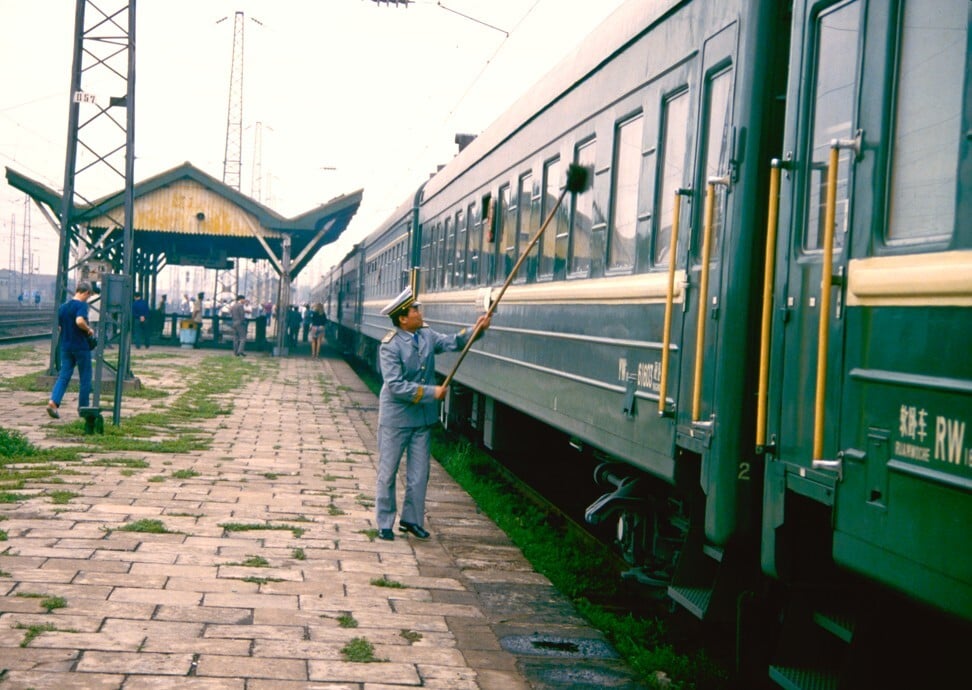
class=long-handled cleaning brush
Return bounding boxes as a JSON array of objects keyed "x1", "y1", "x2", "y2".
[{"x1": 440, "y1": 162, "x2": 592, "y2": 389}]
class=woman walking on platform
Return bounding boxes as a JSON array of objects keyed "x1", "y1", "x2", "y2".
[{"x1": 309, "y1": 303, "x2": 328, "y2": 358}]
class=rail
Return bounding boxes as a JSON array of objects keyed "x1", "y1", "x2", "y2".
[{"x1": 0, "y1": 305, "x2": 54, "y2": 342}]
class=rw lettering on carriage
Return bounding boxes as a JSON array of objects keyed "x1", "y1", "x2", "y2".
[
  {"x1": 895, "y1": 404, "x2": 969, "y2": 467},
  {"x1": 617, "y1": 358, "x2": 661, "y2": 391},
  {"x1": 934, "y1": 415, "x2": 967, "y2": 467}
]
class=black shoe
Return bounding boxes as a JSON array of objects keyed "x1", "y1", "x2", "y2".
[
  {"x1": 378, "y1": 529, "x2": 395, "y2": 541},
  {"x1": 46, "y1": 402, "x2": 59, "y2": 419},
  {"x1": 399, "y1": 521, "x2": 430, "y2": 540}
]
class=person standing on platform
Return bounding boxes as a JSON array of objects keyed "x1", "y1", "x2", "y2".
[
  {"x1": 191, "y1": 292, "x2": 204, "y2": 348},
  {"x1": 132, "y1": 290, "x2": 150, "y2": 348},
  {"x1": 45, "y1": 281, "x2": 96, "y2": 419},
  {"x1": 374, "y1": 286, "x2": 490, "y2": 542},
  {"x1": 309, "y1": 303, "x2": 327, "y2": 358},
  {"x1": 157, "y1": 294, "x2": 168, "y2": 338},
  {"x1": 301, "y1": 304, "x2": 312, "y2": 343},
  {"x1": 230, "y1": 294, "x2": 247, "y2": 357}
]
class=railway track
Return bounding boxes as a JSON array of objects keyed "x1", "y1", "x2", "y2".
[{"x1": 0, "y1": 304, "x2": 54, "y2": 343}]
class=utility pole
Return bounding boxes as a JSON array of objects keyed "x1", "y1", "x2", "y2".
[
  {"x1": 58, "y1": 0, "x2": 137, "y2": 430},
  {"x1": 220, "y1": 11, "x2": 245, "y2": 192},
  {"x1": 216, "y1": 12, "x2": 262, "y2": 301},
  {"x1": 22, "y1": 196, "x2": 32, "y2": 300}
]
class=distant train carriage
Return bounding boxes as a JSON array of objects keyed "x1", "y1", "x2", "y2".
[{"x1": 319, "y1": 0, "x2": 971, "y2": 686}]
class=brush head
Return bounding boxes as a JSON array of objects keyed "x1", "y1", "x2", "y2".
[{"x1": 565, "y1": 163, "x2": 592, "y2": 194}]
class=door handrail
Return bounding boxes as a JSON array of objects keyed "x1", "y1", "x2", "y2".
[
  {"x1": 692, "y1": 175, "x2": 730, "y2": 422},
  {"x1": 658, "y1": 187, "x2": 691, "y2": 416},
  {"x1": 812, "y1": 135, "x2": 860, "y2": 463},
  {"x1": 756, "y1": 161, "x2": 783, "y2": 451}
]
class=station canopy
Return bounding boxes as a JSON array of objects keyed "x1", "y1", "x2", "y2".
[{"x1": 5, "y1": 162, "x2": 362, "y2": 278}]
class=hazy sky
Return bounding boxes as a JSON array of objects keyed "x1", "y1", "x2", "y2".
[{"x1": 0, "y1": 0, "x2": 628, "y2": 287}]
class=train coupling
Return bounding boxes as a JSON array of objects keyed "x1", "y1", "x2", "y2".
[{"x1": 584, "y1": 463, "x2": 643, "y2": 526}]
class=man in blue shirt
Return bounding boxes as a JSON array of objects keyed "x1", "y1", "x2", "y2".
[
  {"x1": 374, "y1": 286, "x2": 490, "y2": 541},
  {"x1": 46, "y1": 281, "x2": 96, "y2": 419},
  {"x1": 132, "y1": 290, "x2": 150, "y2": 348}
]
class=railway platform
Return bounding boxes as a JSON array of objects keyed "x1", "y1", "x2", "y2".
[{"x1": 0, "y1": 342, "x2": 644, "y2": 689}]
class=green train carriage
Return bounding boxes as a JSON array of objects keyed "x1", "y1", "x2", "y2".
[
  {"x1": 316, "y1": 0, "x2": 971, "y2": 686},
  {"x1": 759, "y1": 0, "x2": 971, "y2": 685}
]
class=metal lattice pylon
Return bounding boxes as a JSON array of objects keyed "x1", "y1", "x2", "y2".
[
  {"x1": 57, "y1": 0, "x2": 136, "y2": 427},
  {"x1": 217, "y1": 10, "x2": 245, "y2": 299},
  {"x1": 221, "y1": 11, "x2": 244, "y2": 191}
]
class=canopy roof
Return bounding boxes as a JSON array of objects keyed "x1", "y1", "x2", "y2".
[{"x1": 5, "y1": 162, "x2": 362, "y2": 277}]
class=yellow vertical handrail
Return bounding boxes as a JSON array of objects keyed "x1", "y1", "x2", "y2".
[
  {"x1": 658, "y1": 189, "x2": 685, "y2": 415},
  {"x1": 756, "y1": 161, "x2": 782, "y2": 450},
  {"x1": 691, "y1": 177, "x2": 728, "y2": 422},
  {"x1": 812, "y1": 146, "x2": 840, "y2": 460}
]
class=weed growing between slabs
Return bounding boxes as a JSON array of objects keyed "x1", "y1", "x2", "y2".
[
  {"x1": 341, "y1": 637, "x2": 381, "y2": 663},
  {"x1": 0, "y1": 427, "x2": 83, "y2": 501},
  {"x1": 3, "y1": 354, "x2": 269, "y2": 453},
  {"x1": 1, "y1": 355, "x2": 268, "y2": 507}
]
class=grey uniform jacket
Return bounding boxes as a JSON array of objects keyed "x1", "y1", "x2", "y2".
[{"x1": 377, "y1": 325, "x2": 475, "y2": 428}]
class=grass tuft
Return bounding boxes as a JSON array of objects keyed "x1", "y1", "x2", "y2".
[
  {"x1": 341, "y1": 637, "x2": 380, "y2": 663},
  {"x1": 219, "y1": 522, "x2": 304, "y2": 538},
  {"x1": 48, "y1": 490, "x2": 78, "y2": 504},
  {"x1": 337, "y1": 613, "x2": 358, "y2": 628},
  {"x1": 117, "y1": 519, "x2": 171, "y2": 534}
]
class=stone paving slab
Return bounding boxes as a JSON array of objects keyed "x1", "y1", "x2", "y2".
[{"x1": 0, "y1": 342, "x2": 643, "y2": 689}]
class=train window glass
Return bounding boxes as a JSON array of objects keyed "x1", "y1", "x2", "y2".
[
  {"x1": 539, "y1": 157, "x2": 562, "y2": 280},
  {"x1": 421, "y1": 223, "x2": 431, "y2": 277},
  {"x1": 570, "y1": 139, "x2": 596, "y2": 277},
  {"x1": 887, "y1": 0, "x2": 964, "y2": 243},
  {"x1": 433, "y1": 222, "x2": 442, "y2": 289},
  {"x1": 455, "y1": 209, "x2": 466, "y2": 287},
  {"x1": 444, "y1": 216, "x2": 454, "y2": 289},
  {"x1": 701, "y1": 69, "x2": 732, "y2": 260},
  {"x1": 655, "y1": 90, "x2": 690, "y2": 266},
  {"x1": 609, "y1": 113, "x2": 643, "y2": 271},
  {"x1": 482, "y1": 194, "x2": 495, "y2": 283},
  {"x1": 804, "y1": 1, "x2": 860, "y2": 252},
  {"x1": 498, "y1": 183, "x2": 514, "y2": 283},
  {"x1": 518, "y1": 173, "x2": 536, "y2": 282},
  {"x1": 468, "y1": 201, "x2": 481, "y2": 284}
]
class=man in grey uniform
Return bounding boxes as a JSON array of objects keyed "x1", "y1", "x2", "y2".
[{"x1": 375, "y1": 286, "x2": 490, "y2": 541}]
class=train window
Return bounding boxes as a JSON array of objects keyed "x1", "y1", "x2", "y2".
[
  {"x1": 608, "y1": 113, "x2": 643, "y2": 271},
  {"x1": 539, "y1": 157, "x2": 568, "y2": 280},
  {"x1": 468, "y1": 201, "x2": 481, "y2": 285},
  {"x1": 518, "y1": 173, "x2": 537, "y2": 282},
  {"x1": 700, "y1": 68, "x2": 732, "y2": 260},
  {"x1": 655, "y1": 90, "x2": 690, "y2": 266},
  {"x1": 444, "y1": 216, "x2": 454, "y2": 289},
  {"x1": 570, "y1": 139, "x2": 596, "y2": 277},
  {"x1": 432, "y1": 222, "x2": 442, "y2": 289},
  {"x1": 497, "y1": 183, "x2": 514, "y2": 283},
  {"x1": 421, "y1": 223, "x2": 431, "y2": 278},
  {"x1": 804, "y1": 1, "x2": 860, "y2": 252},
  {"x1": 455, "y1": 208, "x2": 466, "y2": 286},
  {"x1": 482, "y1": 194, "x2": 495, "y2": 283},
  {"x1": 887, "y1": 0, "x2": 964, "y2": 243}
]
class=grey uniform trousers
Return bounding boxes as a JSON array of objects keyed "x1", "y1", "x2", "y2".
[{"x1": 376, "y1": 424, "x2": 432, "y2": 530}]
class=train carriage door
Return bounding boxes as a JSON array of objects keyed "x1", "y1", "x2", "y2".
[
  {"x1": 680, "y1": 26, "x2": 736, "y2": 431},
  {"x1": 775, "y1": 0, "x2": 863, "y2": 471}
]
